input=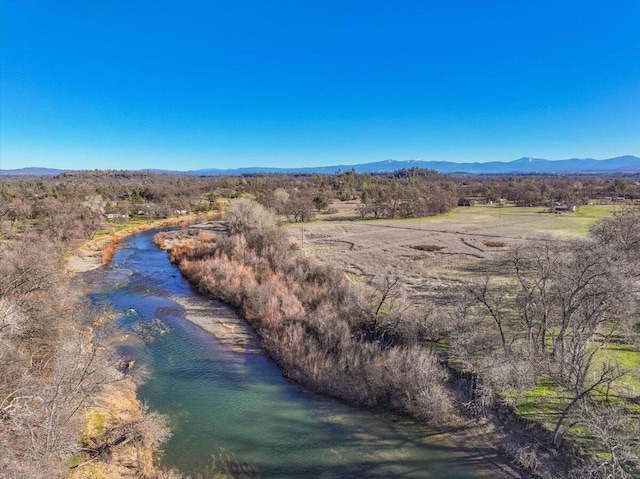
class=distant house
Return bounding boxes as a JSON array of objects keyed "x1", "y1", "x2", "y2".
[
  {"x1": 458, "y1": 196, "x2": 488, "y2": 206},
  {"x1": 553, "y1": 204, "x2": 576, "y2": 212},
  {"x1": 106, "y1": 213, "x2": 129, "y2": 220}
]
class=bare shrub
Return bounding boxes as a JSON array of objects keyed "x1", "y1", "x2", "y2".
[
  {"x1": 134, "y1": 403, "x2": 173, "y2": 453},
  {"x1": 225, "y1": 198, "x2": 276, "y2": 235},
  {"x1": 381, "y1": 345, "x2": 454, "y2": 424},
  {"x1": 0, "y1": 298, "x2": 27, "y2": 345},
  {"x1": 502, "y1": 441, "x2": 541, "y2": 476},
  {"x1": 153, "y1": 231, "x2": 167, "y2": 247},
  {"x1": 1, "y1": 333, "x2": 113, "y2": 477},
  {"x1": 576, "y1": 402, "x2": 640, "y2": 479}
]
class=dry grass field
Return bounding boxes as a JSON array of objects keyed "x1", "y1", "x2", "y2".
[{"x1": 290, "y1": 203, "x2": 615, "y2": 304}]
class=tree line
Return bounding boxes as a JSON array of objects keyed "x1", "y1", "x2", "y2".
[{"x1": 2, "y1": 170, "x2": 639, "y2": 240}]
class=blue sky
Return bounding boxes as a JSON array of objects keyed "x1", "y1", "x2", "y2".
[{"x1": 1, "y1": 0, "x2": 639, "y2": 171}]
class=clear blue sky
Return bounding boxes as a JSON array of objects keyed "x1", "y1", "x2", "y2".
[{"x1": 1, "y1": 0, "x2": 639, "y2": 171}]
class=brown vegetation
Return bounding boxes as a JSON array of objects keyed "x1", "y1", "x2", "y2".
[
  {"x1": 412, "y1": 244, "x2": 445, "y2": 252},
  {"x1": 162, "y1": 196, "x2": 640, "y2": 477},
  {"x1": 101, "y1": 238, "x2": 119, "y2": 266},
  {"x1": 482, "y1": 241, "x2": 506, "y2": 248}
]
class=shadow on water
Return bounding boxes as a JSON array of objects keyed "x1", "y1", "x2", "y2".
[{"x1": 87, "y1": 229, "x2": 518, "y2": 479}]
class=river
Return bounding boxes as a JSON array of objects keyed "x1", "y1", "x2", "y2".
[{"x1": 86, "y1": 229, "x2": 520, "y2": 478}]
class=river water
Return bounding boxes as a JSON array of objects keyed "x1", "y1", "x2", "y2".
[{"x1": 87, "y1": 230, "x2": 514, "y2": 479}]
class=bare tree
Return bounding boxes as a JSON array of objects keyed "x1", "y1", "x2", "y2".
[
  {"x1": 469, "y1": 277, "x2": 512, "y2": 355},
  {"x1": 1, "y1": 332, "x2": 113, "y2": 477},
  {"x1": 590, "y1": 207, "x2": 640, "y2": 272},
  {"x1": 455, "y1": 236, "x2": 638, "y2": 444},
  {"x1": 574, "y1": 402, "x2": 640, "y2": 479},
  {"x1": 281, "y1": 190, "x2": 316, "y2": 222},
  {"x1": 225, "y1": 197, "x2": 276, "y2": 234}
]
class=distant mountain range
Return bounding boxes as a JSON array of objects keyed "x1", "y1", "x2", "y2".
[
  {"x1": 0, "y1": 167, "x2": 70, "y2": 176},
  {"x1": 2, "y1": 156, "x2": 639, "y2": 176}
]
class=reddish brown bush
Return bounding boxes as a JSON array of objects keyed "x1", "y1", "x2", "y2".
[
  {"x1": 153, "y1": 231, "x2": 167, "y2": 247},
  {"x1": 101, "y1": 238, "x2": 119, "y2": 265}
]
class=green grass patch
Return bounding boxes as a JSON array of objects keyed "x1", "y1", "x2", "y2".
[
  {"x1": 92, "y1": 230, "x2": 111, "y2": 239},
  {"x1": 82, "y1": 409, "x2": 107, "y2": 436},
  {"x1": 514, "y1": 378, "x2": 566, "y2": 420},
  {"x1": 428, "y1": 340, "x2": 451, "y2": 350},
  {"x1": 66, "y1": 452, "x2": 84, "y2": 469},
  {"x1": 346, "y1": 272, "x2": 364, "y2": 283},
  {"x1": 448, "y1": 204, "x2": 614, "y2": 237},
  {"x1": 402, "y1": 208, "x2": 461, "y2": 222},
  {"x1": 571, "y1": 204, "x2": 616, "y2": 219},
  {"x1": 529, "y1": 215, "x2": 603, "y2": 237},
  {"x1": 509, "y1": 339, "x2": 640, "y2": 448},
  {"x1": 592, "y1": 342, "x2": 640, "y2": 395},
  {"x1": 514, "y1": 341, "x2": 640, "y2": 421},
  {"x1": 311, "y1": 204, "x2": 613, "y2": 239}
]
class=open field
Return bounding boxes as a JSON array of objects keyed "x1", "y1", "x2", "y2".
[{"x1": 290, "y1": 203, "x2": 616, "y2": 303}]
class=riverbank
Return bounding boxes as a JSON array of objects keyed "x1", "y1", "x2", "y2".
[
  {"x1": 66, "y1": 213, "x2": 220, "y2": 274},
  {"x1": 96, "y1": 228, "x2": 525, "y2": 478},
  {"x1": 68, "y1": 378, "x2": 157, "y2": 479},
  {"x1": 64, "y1": 214, "x2": 219, "y2": 478},
  {"x1": 156, "y1": 220, "x2": 528, "y2": 478}
]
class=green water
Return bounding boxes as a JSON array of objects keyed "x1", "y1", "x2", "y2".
[{"x1": 88, "y1": 230, "x2": 514, "y2": 478}]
